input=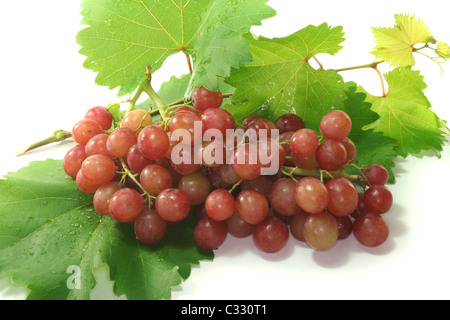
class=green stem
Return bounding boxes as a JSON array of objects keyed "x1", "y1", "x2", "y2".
[
  {"x1": 141, "y1": 66, "x2": 170, "y2": 122},
  {"x1": 119, "y1": 157, "x2": 156, "y2": 202},
  {"x1": 168, "y1": 92, "x2": 234, "y2": 107},
  {"x1": 281, "y1": 166, "x2": 360, "y2": 182},
  {"x1": 127, "y1": 83, "x2": 146, "y2": 113},
  {"x1": 332, "y1": 60, "x2": 384, "y2": 73},
  {"x1": 349, "y1": 163, "x2": 371, "y2": 186},
  {"x1": 16, "y1": 129, "x2": 72, "y2": 156},
  {"x1": 228, "y1": 179, "x2": 243, "y2": 194}
]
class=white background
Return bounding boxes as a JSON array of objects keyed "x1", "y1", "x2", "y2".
[{"x1": 1, "y1": 0, "x2": 450, "y2": 300}]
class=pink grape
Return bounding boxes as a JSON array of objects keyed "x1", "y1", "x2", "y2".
[
  {"x1": 140, "y1": 164, "x2": 173, "y2": 196},
  {"x1": 235, "y1": 189, "x2": 269, "y2": 225},
  {"x1": 178, "y1": 171, "x2": 212, "y2": 205},
  {"x1": 294, "y1": 177, "x2": 329, "y2": 214},
  {"x1": 364, "y1": 164, "x2": 389, "y2": 186},
  {"x1": 138, "y1": 125, "x2": 170, "y2": 160},
  {"x1": 72, "y1": 119, "x2": 103, "y2": 145},
  {"x1": 290, "y1": 128, "x2": 319, "y2": 158},
  {"x1": 353, "y1": 213, "x2": 389, "y2": 247},
  {"x1": 107, "y1": 127, "x2": 137, "y2": 157},
  {"x1": 315, "y1": 139, "x2": 348, "y2": 171},
  {"x1": 155, "y1": 188, "x2": 191, "y2": 222},
  {"x1": 325, "y1": 177, "x2": 359, "y2": 217},
  {"x1": 319, "y1": 110, "x2": 352, "y2": 141},
  {"x1": 201, "y1": 108, "x2": 235, "y2": 137},
  {"x1": 192, "y1": 86, "x2": 223, "y2": 112},
  {"x1": 363, "y1": 185, "x2": 393, "y2": 214},
  {"x1": 303, "y1": 211, "x2": 339, "y2": 251},
  {"x1": 109, "y1": 188, "x2": 144, "y2": 223},
  {"x1": 194, "y1": 216, "x2": 228, "y2": 250},
  {"x1": 253, "y1": 216, "x2": 289, "y2": 253},
  {"x1": 93, "y1": 182, "x2": 122, "y2": 215},
  {"x1": 225, "y1": 210, "x2": 256, "y2": 238},
  {"x1": 81, "y1": 154, "x2": 116, "y2": 185},
  {"x1": 204, "y1": 189, "x2": 235, "y2": 221},
  {"x1": 275, "y1": 113, "x2": 305, "y2": 134},
  {"x1": 84, "y1": 106, "x2": 113, "y2": 131},
  {"x1": 268, "y1": 178, "x2": 302, "y2": 216},
  {"x1": 134, "y1": 210, "x2": 167, "y2": 245},
  {"x1": 63, "y1": 144, "x2": 88, "y2": 179}
]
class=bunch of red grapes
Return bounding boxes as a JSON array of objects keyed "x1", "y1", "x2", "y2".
[{"x1": 63, "y1": 86, "x2": 393, "y2": 254}]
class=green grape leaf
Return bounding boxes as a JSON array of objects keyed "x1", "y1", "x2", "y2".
[
  {"x1": 341, "y1": 83, "x2": 398, "y2": 184},
  {"x1": 436, "y1": 41, "x2": 450, "y2": 60},
  {"x1": 357, "y1": 68, "x2": 446, "y2": 158},
  {"x1": 225, "y1": 23, "x2": 346, "y2": 132},
  {"x1": 76, "y1": 0, "x2": 275, "y2": 97},
  {"x1": 0, "y1": 160, "x2": 213, "y2": 300},
  {"x1": 371, "y1": 14, "x2": 435, "y2": 67}
]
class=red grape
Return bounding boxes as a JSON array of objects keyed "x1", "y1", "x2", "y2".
[
  {"x1": 253, "y1": 216, "x2": 289, "y2": 253},
  {"x1": 353, "y1": 213, "x2": 389, "y2": 247},
  {"x1": 109, "y1": 188, "x2": 143, "y2": 222},
  {"x1": 289, "y1": 211, "x2": 309, "y2": 242},
  {"x1": 178, "y1": 171, "x2": 211, "y2": 205},
  {"x1": 169, "y1": 110, "x2": 203, "y2": 145},
  {"x1": 275, "y1": 114, "x2": 305, "y2": 134},
  {"x1": 294, "y1": 177, "x2": 329, "y2": 214},
  {"x1": 364, "y1": 164, "x2": 389, "y2": 186},
  {"x1": 81, "y1": 154, "x2": 116, "y2": 185},
  {"x1": 126, "y1": 144, "x2": 153, "y2": 173},
  {"x1": 107, "y1": 127, "x2": 137, "y2": 157},
  {"x1": 201, "y1": 108, "x2": 235, "y2": 137},
  {"x1": 290, "y1": 128, "x2": 319, "y2": 158},
  {"x1": 341, "y1": 137, "x2": 357, "y2": 164},
  {"x1": 155, "y1": 188, "x2": 191, "y2": 222},
  {"x1": 63, "y1": 144, "x2": 88, "y2": 179},
  {"x1": 363, "y1": 185, "x2": 393, "y2": 214},
  {"x1": 225, "y1": 210, "x2": 256, "y2": 238},
  {"x1": 231, "y1": 143, "x2": 262, "y2": 180},
  {"x1": 268, "y1": 178, "x2": 302, "y2": 216},
  {"x1": 315, "y1": 139, "x2": 348, "y2": 171},
  {"x1": 121, "y1": 109, "x2": 152, "y2": 136},
  {"x1": 76, "y1": 169, "x2": 100, "y2": 194},
  {"x1": 303, "y1": 211, "x2": 339, "y2": 251},
  {"x1": 192, "y1": 86, "x2": 223, "y2": 112},
  {"x1": 335, "y1": 215, "x2": 353, "y2": 240},
  {"x1": 194, "y1": 216, "x2": 228, "y2": 250},
  {"x1": 85, "y1": 133, "x2": 112, "y2": 157},
  {"x1": 93, "y1": 182, "x2": 122, "y2": 215},
  {"x1": 138, "y1": 125, "x2": 170, "y2": 160},
  {"x1": 134, "y1": 210, "x2": 167, "y2": 245},
  {"x1": 72, "y1": 119, "x2": 103, "y2": 145},
  {"x1": 235, "y1": 189, "x2": 269, "y2": 224},
  {"x1": 325, "y1": 177, "x2": 359, "y2": 217},
  {"x1": 204, "y1": 189, "x2": 235, "y2": 221},
  {"x1": 319, "y1": 110, "x2": 352, "y2": 141},
  {"x1": 140, "y1": 164, "x2": 173, "y2": 196},
  {"x1": 84, "y1": 106, "x2": 113, "y2": 131}
]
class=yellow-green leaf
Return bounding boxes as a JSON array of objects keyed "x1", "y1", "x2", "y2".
[{"x1": 371, "y1": 14, "x2": 434, "y2": 67}]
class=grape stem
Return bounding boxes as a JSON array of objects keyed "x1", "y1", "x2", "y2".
[
  {"x1": 118, "y1": 157, "x2": 157, "y2": 204},
  {"x1": 281, "y1": 166, "x2": 360, "y2": 182},
  {"x1": 333, "y1": 60, "x2": 387, "y2": 97},
  {"x1": 127, "y1": 66, "x2": 171, "y2": 124},
  {"x1": 167, "y1": 93, "x2": 234, "y2": 108},
  {"x1": 16, "y1": 129, "x2": 72, "y2": 156},
  {"x1": 228, "y1": 179, "x2": 243, "y2": 194}
]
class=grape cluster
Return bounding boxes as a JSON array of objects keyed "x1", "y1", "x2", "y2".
[{"x1": 63, "y1": 86, "x2": 393, "y2": 254}]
